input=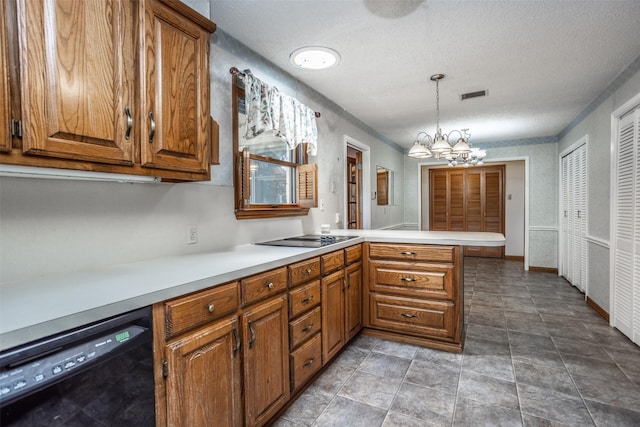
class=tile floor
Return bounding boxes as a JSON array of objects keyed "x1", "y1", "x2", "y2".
[{"x1": 273, "y1": 257, "x2": 640, "y2": 427}]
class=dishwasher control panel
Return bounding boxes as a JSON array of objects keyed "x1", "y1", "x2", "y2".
[{"x1": 0, "y1": 325, "x2": 147, "y2": 405}]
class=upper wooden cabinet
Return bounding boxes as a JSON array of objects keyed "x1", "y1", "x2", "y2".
[
  {"x1": 3, "y1": 0, "x2": 216, "y2": 181},
  {"x1": 18, "y1": 0, "x2": 136, "y2": 165},
  {"x1": 140, "y1": 0, "x2": 211, "y2": 174},
  {"x1": 1, "y1": 0, "x2": 12, "y2": 153}
]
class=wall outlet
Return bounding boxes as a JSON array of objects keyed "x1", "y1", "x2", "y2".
[
  {"x1": 319, "y1": 199, "x2": 325, "y2": 211},
  {"x1": 187, "y1": 225, "x2": 198, "y2": 245}
]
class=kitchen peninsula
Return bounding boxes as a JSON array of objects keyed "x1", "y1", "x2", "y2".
[{"x1": 0, "y1": 230, "x2": 504, "y2": 426}]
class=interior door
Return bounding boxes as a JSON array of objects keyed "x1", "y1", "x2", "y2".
[{"x1": 346, "y1": 146, "x2": 362, "y2": 228}]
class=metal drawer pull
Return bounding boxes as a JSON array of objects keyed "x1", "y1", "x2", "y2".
[
  {"x1": 301, "y1": 295, "x2": 314, "y2": 304},
  {"x1": 248, "y1": 321, "x2": 256, "y2": 349},
  {"x1": 124, "y1": 106, "x2": 132, "y2": 140},
  {"x1": 232, "y1": 325, "x2": 241, "y2": 355},
  {"x1": 400, "y1": 251, "x2": 416, "y2": 255},
  {"x1": 148, "y1": 112, "x2": 156, "y2": 143},
  {"x1": 266, "y1": 282, "x2": 274, "y2": 289},
  {"x1": 401, "y1": 277, "x2": 416, "y2": 282},
  {"x1": 303, "y1": 356, "x2": 315, "y2": 367},
  {"x1": 401, "y1": 313, "x2": 417, "y2": 318},
  {"x1": 301, "y1": 323, "x2": 314, "y2": 333},
  {"x1": 306, "y1": 268, "x2": 312, "y2": 274},
  {"x1": 207, "y1": 303, "x2": 215, "y2": 313}
]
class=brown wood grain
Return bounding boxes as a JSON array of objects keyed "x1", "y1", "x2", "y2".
[
  {"x1": 344, "y1": 261, "x2": 363, "y2": 341},
  {"x1": 368, "y1": 243, "x2": 455, "y2": 263},
  {"x1": 241, "y1": 266, "x2": 288, "y2": 307},
  {"x1": 164, "y1": 281, "x2": 239, "y2": 338},
  {"x1": 290, "y1": 333, "x2": 322, "y2": 392},
  {"x1": 1, "y1": 0, "x2": 10, "y2": 152},
  {"x1": 288, "y1": 280, "x2": 320, "y2": 318},
  {"x1": 288, "y1": 257, "x2": 321, "y2": 288},
  {"x1": 369, "y1": 261, "x2": 454, "y2": 300},
  {"x1": 321, "y1": 269, "x2": 345, "y2": 364},
  {"x1": 344, "y1": 244, "x2": 362, "y2": 266},
  {"x1": 289, "y1": 306, "x2": 321, "y2": 350},
  {"x1": 321, "y1": 250, "x2": 345, "y2": 275},
  {"x1": 242, "y1": 295, "x2": 290, "y2": 427}
]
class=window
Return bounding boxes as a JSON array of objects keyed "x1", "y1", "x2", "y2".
[{"x1": 232, "y1": 77, "x2": 317, "y2": 219}]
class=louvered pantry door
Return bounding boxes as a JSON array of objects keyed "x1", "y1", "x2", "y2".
[{"x1": 612, "y1": 106, "x2": 639, "y2": 345}]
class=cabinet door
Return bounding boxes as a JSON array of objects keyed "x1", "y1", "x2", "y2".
[
  {"x1": 165, "y1": 316, "x2": 242, "y2": 427},
  {"x1": 345, "y1": 261, "x2": 363, "y2": 341},
  {"x1": 1, "y1": 0, "x2": 10, "y2": 152},
  {"x1": 18, "y1": 0, "x2": 135, "y2": 164},
  {"x1": 141, "y1": 0, "x2": 210, "y2": 174},
  {"x1": 321, "y1": 269, "x2": 345, "y2": 363},
  {"x1": 243, "y1": 295, "x2": 290, "y2": 427}
]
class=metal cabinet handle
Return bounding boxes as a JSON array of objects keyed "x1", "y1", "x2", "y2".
[
  {"x1": 148, "y1": 112, "x2": 156, "y2": 143},
  {"x1": 232, "y1": 325, "x2": 240, "y2": 355},
  {"x1": 400, "y1": 251, "x2": 416, "y2": 255},
  {"x1": 248, "y1": 321, "x2": 256, "y2": 349},
  {"x1": 401, "y1": 313, "x2": 417, "y2": 318},
  {"x1": 303, "y1": 356, "x2": 315, "y2": 367},
  {"x1": 207, "y1": 303, "x2": 215, "y2": 313},
  {"x1": 301, "y1": 295, "x2": 314, "y2": 304},
  {"x1": 266, "y1": 282, "x2": 274, "y2": 290},
  {"x1": 342, "y1": 278, "x2": 347, "y2": 290},
  {"x1": 306, "y1": 268, "x2": 312, "y2": 274},
  {"x1": 301, "y1": 323, "x2": 314, "y2": 333},
  {"x1": 124, "y1": 106, "x2": 132, "y2": 140},
  {"x1": 401, "y1": 277, "x2": 416, "y2": 282}
]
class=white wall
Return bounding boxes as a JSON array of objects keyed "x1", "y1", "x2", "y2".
[
  {"x1": 558, "y1": 63, "x2": 640, "y2": 311},
  {"x1": 0, "y1": 2, "x2": 404, "y2": 284}
]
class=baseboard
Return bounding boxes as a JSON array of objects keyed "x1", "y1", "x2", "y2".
[
  {"x1": 505, "y1": 255, "x2": 524, "y2": 262},
  {"x1": 529, "y1": 266, "x2": 558, "y2": 274},
  {"x1": 587, "y1": 296, "x2": 610, "y2": 322}
]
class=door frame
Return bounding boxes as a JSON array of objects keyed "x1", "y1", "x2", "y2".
[
  {"x1": 343, "y1": 136, "x2": 371, "y2": 229},
  {"x1": 417, "y1": 156, "x2": 530, "y2": 269}
]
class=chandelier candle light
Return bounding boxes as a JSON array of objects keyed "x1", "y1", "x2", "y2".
[{"x1": 408, "y1": 74, "x2": 486, "y2": 167}]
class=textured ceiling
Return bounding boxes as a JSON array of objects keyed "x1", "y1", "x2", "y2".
[{"x1": 210, "y1": 0, "x2": 640, "y2": 150}]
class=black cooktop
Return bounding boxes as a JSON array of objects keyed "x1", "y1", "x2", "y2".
[{"x1": 255, "y1": 235, "x2": 357, "y2": 248}]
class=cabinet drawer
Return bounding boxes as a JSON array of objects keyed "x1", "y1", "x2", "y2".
[
  {"x1": 289, "y1": 257, "x2": 321, "y2": 288},
  {"x1": 165, "y1": 281, "x2": 239, "y2": 338},
  {"x1": 368, "y1": 243, "x2": 455, "y2": 263},
  {"x1": 369, "y1": 262, "x2": 454, "y2": 300},
  {"x1": 345, "y1": 244, "x2": 362, "y2": 266},
  {"x1": 321, "y1": 250, "x2": 345, "y2": 275},
  {"x1": 290, "y1": 306, "x2": 321, "y2": 349},
  {"x1": 241, "y1": 267, "x2": 288, "y2": 307},
  {"x1": 289, "y1": 280, "x2": 321, "y2": 318},
  {"x1": 369, "y1": 293, "x2": 456, "y2": 340},
  {"x1": 290, "y1": 333, "x2": 322, "y2": 391}
]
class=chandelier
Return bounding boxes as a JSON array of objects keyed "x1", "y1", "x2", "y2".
[{"x1": 408, "y1": 74, "x2": 486, "y2": 167}]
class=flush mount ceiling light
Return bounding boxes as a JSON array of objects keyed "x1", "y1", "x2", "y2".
[
  {"x1": 408, "y1": 74, "x2": 487, "y2": 167},
  {"x1": 289, "y1": 46, "x2": 340, "y2": 70}
]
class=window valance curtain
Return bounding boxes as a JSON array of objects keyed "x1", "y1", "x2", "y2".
[{"x1": 242, "y1": 70, "x2": 318, "y2": 156}]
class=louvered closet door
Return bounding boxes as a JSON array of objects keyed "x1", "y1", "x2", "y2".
[
  {"x1": 429, "y1": 166, "x2": 504, "y2": 258},
  {"x1": 561, "y1": 144, "x2": 587, "y2": 292},
  {"x1": 575, "y1": 145, "x2": 587, "y2": 292},
  {"x1": 613, "y1": 108, "x2": 639, "y2": 344},
  {"x1": 561, "y1": 155, "x2": 570, "y2": 280}
]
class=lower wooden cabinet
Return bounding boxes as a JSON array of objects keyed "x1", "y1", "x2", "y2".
[
  {"x1": 321, "y1": 269, "x2": 346, "y2": 363},
  {"x1": 242, "y1": 295, "x2": 290, "y2": 427},
  {"x1": 345, "y1": 261, "x2": 363, "y2": 341},
  {"x1": 321, "y1": 254, "x2": 363, "y2": 364},
  {"x1": 365, "y1": 243, "x2": 463, "y2": 352},
  {"x1": 164, "y1": 316, "x2": 242, "y2": 427}
]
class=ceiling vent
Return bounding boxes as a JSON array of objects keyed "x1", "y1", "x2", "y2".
[{"x1": 460, "y1": 90, "x2": 487, "y2": 101}]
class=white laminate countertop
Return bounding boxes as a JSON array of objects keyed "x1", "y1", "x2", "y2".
[{"x1": 0, "y1": 230, "x2": 504, "y2": 351}]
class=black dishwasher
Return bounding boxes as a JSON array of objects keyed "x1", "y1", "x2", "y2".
[{"x1": 0, "y1": 307, "x2": 155, "y2": 426}]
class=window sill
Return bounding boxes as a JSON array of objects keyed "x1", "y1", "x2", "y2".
[{"x1": 235, "y1": 207, "x2": 310, "y2": 220}]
